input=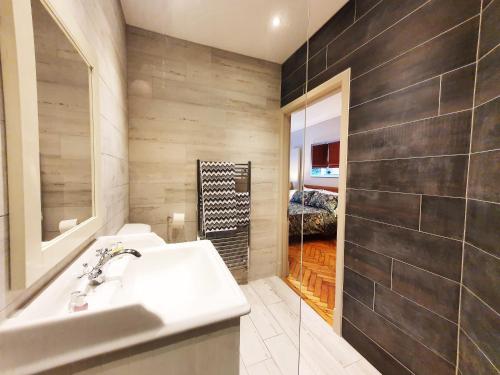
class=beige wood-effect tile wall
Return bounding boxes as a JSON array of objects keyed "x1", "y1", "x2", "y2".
[
  {"x1": 127, "y1": 26, "x2": 282, "y2": 280},
  {"x1": 0, "y1": 0, "x2": 129, "y2": 317}
]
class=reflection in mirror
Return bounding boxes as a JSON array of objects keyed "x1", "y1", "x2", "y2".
[{"x1": 31, "y1": 0, "x2": 93, "y2": 241}]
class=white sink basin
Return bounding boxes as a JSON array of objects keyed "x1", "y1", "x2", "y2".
[{"x1": 0, "y1": 235, "x2": 250, "y2": 374}]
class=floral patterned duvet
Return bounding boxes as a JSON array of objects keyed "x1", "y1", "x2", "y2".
[{"x1": 288, "y1": 200, "x2": 337, "y2": 238}]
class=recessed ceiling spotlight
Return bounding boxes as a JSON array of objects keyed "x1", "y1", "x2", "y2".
[{"x1": 272, "y1": 16, "x2": 281, "y2": 28}]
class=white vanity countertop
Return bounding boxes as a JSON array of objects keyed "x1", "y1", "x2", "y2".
[{"x1": 0, "y1": 234, "x2": 250, "y2": 374}]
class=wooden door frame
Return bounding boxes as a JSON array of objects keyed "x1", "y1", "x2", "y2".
[{"x1": 278, "y1": 69, "x2": 351, "y2": 335}]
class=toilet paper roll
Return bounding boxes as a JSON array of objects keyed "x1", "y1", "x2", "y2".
[
  {"x1": 59, "y1": 218, "x2": 78, "y2": 234},
  {"x1": 171, "y1": 213, "x2": 185, "y2": 229}
]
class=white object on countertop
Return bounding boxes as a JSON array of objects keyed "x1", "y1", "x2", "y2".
[
  {"x1": 0, "y1": 236, "x2": 249, "y2": 374},
  {"x1": 116, "y1": 223, "x2": 151, "y2": 235},
  {"x1": 171, "y1": 213, "x2": 185, "y2": 229},
  {"x1": 58, "y1": 219, "x2": 77, "y2": 234}
]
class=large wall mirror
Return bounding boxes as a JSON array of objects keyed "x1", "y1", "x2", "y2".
[
  {"x1": 32, "y1": 0, "x2": 93, "y2": 242},
  {"x1": 0, "y1": 0, "x2": 102, "y2": 288}
]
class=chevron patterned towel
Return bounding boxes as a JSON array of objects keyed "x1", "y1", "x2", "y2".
[
  {"x1": 200, "y1": 161, "x2": 238, "y2": 233},
  {"x1": 236, "y1": 192, "x2": 250, "y2": 226}
]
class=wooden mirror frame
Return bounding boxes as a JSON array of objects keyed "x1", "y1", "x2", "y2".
[{"x1": 0, "y1": 0, "x2": 102, "y2": 289}]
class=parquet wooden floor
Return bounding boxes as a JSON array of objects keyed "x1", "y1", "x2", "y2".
[{"x1": 285, "y1": 238, "x2": 336, "y2": 325}]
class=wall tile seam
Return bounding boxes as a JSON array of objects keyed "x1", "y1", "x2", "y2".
[
  {"x1": 390, "y1": 258, "x2": 394, "y2": 290},
  {"x1": 85, "y1": 3, "x2": 126, "y2": 61},
  {"x1": 326, "y1": 0, "x2": 432, "y2": 71},
  {"x1": 100, "y1": 112, "x2": 128, "y2": 136},
  {"x1": 282, "y1": 0, "x2": 420, "y2": 81},
  {"x1": 354, "y1": 0, "x2": 384, "y2": 23},
  {"x1": 345, "y1": 290, "x2": 458, "y2": 367},
  {"x1": 418, "y1": 194, "x2": 423, "y2": 231},
  {"x1": 343, "y1": 314, "x2": 416, "y2": 375},
  {"x1": 462, "y1": 284, "x2": 500, "y2": 318},
  {"x1": 346, "y1": 264, "x2": 461, "y2": 326},
  {"x1": 350, "y1": 58, "x2": 475, "y2": 109},
  {"x1": 283, "y1": 55, "x2": 474, "y2": 108},
  {"x1": 463, "y1": 240, "x2": 500, "y2": 261},
  {"x1": 347, "y1": 187, "x2": 468, "y2": 201},
  {"x1": 478, "y1": 38, "x2": 500, "y2": 61},
  {"x1": 344, "y1": 235, "x2": 462, "y2": 286},
  {"x1": 346, "y1": 213, "x2": 465, "y2": 244},
  {"x1": 347, "y1": 12, "x2": 480, "y2": 84},
  {"x1": 438, "y1": 75, "x2": 443, "y2": 115},
  {"x1": 469, "y1": 147, "x2": 500, "y2": 156},
  {"x1": 348, "y1": 153, "x2": 470, "y2": 164},
  {"x1": 455, "y1": 1, "x2": 484, "y2": 371},
  {"x1": 459, "y1": 326, "x2": 500, "y2": 372},
  {"x1": 101, "y1": 151, "x2": 129, "y2": 161},
  {"x1": 348, "y1": 108, "x2": 472, "y2": 137},
  {"x1": 98, "y1": 75, "x2": 129, "y2": 113},
  {"x1": 345, "y1": 239, "x2": 393, "y2": 261},
  {"x1": 473, "y1": 93, "x2": 500, "y2": 110},
  {"x1": 282, "y1": 1, "x2": 475, "y2": 97}
]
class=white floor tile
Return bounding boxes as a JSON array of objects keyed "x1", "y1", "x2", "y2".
[
  {"x1": 250, "y1": 279, "x2": 282, "y2": 305},
  {"x1": 240, "y1": 277, "x2": 376, "y2": 375},
  {"x1": 345, "y1": 359, "x2": 382, "y2": 375},
  {"x1": 240, "y1": 357, "x2": 249, "y2": 375},
  {"x1": 240, "y1": 315, "x2": 271, "y2": 367},
  {"x1": 267, "y1": 276, "x2": 301, "y2": 310},
  {"x1": 247, "y1": 358, "x2": 282, "y2": 375},
  {"x1": 242, "y1": 284, "x2": 283, "y2": 340},
  {"x1": 267, "y1": 301, "x2": 300, "y2": 347},
  {"x1": 265, "y1": 334, "x2": 301, "y2": 375}
]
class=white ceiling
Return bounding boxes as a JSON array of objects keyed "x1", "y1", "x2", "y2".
[
  {"x1": 290, "y1": 92, "x2": 342, "y2": 132},
  {"x1": 120, "y1": 0, "x2": 348, "y2": 63}
]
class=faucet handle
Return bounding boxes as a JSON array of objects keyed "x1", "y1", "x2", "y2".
[
  {"x1": 95, "y1": 248, "x2": 110, "y2": 257},
  {"x1": 77, "y1": 263, "x2": 90, "y2": 279}
]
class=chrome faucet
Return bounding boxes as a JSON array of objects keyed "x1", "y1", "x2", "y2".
[{"x1": 79, "y1": 244, "x2": 141, "y2": 285}]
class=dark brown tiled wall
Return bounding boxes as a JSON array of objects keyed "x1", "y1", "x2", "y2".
[
  {"x1": 460, "y1": 0, "x2": 500, "y2": 373},
  {"x1": 281, "y1": 0, "x2": 499, "y2": 373}
]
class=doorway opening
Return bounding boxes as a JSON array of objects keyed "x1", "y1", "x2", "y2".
[{"x1": 279, "y1": 70, "x2": 350, "y2": 334}]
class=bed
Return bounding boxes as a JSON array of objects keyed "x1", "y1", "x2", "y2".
[{"x1": 288, "y1": 188, "x2": 338, "y2": 238}]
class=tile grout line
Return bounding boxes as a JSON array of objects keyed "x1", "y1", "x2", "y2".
[
  {"x1": 438, "y1": 75, "x2": 443, "y2": 116},
  {"x1": 372, "y1": 281, "x2": 376, "y2": 310},
  {"x1": 345, "y1": 265, "x2": 459, "y2": 325},
  {"x1": 473, "y1": 92, "x2": 500, "y2": 110},
  {"x1": 283, "y1": 11, "x2": 481, "y2": 105},
  {"x1": 285, "y1": 10, "x2": 480, "y2": 104},
  {"x1": 455, "y1": 0, "x2": 484, "y2": 371},
  {"x1": 462, "y1": 284, "x2": 500, "y2": 318},
  {"x1": 346, "y1": 236, "x2": 461, "y2": 286},
  {"x1": 348, "y1": 13, "x2": 479, "y2": 85},
  {"x1": 282, "y1": 0, "x2": 384, "y2": 82},
  {"x1": 349, "y1": 58, "x2": 474, "y2": 110},
  {"x1": 469, "y1": 147, "x2": 500, "y2": 155},
  {"x1": 460, "y1": 327, "x2": 500, "y2": 372},
  {"x1": 482, "y1": 0, "x2": 496, "y2": 11},
  {"x1": 348, "y1": 152, "x2": 469, "y2": 164},
  {"x1": 344, "y1": 290, "x2": 457, "y2": 367},
  {"x1": 419, "y1": 195, "x2": 423, "y2": 231},
  {"x1": 347, "y1": 187, "x2": 497, "y2": 206},
  {"x1": 347, "y1": 213, "x2": 464, "y2": 244},
  {"x1": 464, "y1": 240, "x2": 500, "y2": 261},
  {"x1": 326, "y1": 0, "x2": 433, "y2": 80},
  {"x1": 390, "y1": 259, "x2": 394, "y2": 290},
  {"x1": 348, "y1": 108, "x2": 471, "y2": 137},
  {"x1": 477, "y1": 40, "x2": 500, "y2": 62},
  {"x1": 282, "y1": 0, "x2": 428, "y2": 90},
  {"x1": 343, "y1": 315, "x2": 416, "y2": 375}
]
